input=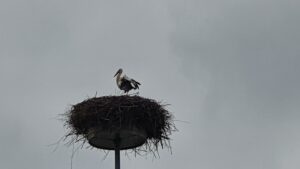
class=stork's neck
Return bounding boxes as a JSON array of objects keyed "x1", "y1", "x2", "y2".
[{"x1": 116, "y1": 72, "x2": 123, "y2": 82}]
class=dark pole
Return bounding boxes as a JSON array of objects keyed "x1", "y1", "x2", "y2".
[
  {"x1": 114, "y1": 137, "x2": 120, "y2": 169},
  {"x1": 115, "y1": 148, "x2": 120, "y2": 169}
]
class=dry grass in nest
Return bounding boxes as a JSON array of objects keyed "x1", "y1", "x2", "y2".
[{"x1": 63, "y1": 95, "x2": 176, "y2": 155}]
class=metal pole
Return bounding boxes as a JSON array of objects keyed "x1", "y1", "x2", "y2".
[
  {"x1": 115, "y1": 137, "x2": 120, "y2": 169},
  {"x1": 115, "y1": 148, "x2": 120, "y2": 169}
]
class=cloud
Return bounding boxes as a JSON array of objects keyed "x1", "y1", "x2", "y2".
[
  {"x1": 0, "y1": 0, "x2": 300, "y2": 169},
  {"x1": 168, "y1": 0, "x2": 300, "y2": 168}
]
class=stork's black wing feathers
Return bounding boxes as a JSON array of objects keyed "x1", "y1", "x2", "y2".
[
  {"x1": 119, "y1": 75, "x2": 141, "y2": 93},
  {"x1": 131, "y1": 79, "x2": 140, "y2": 89},
  {"x1": 119, "y1": 79, "x2": 132, "y2": 92},
  {"x1": 132, "y1": 79, "x2": 141, "y2": 85}
]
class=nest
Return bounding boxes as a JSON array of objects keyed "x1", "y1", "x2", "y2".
[{"x1": 64, "y1": 95, "x2": 175, "y2": 155}]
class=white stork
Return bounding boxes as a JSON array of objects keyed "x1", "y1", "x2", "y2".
[{"x1": 114, "y1": 68, "x2": 141, "y2": 93}]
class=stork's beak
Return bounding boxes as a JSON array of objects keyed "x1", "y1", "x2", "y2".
[{"x1": 114, "y1": 70, "x2": 120, "y2": 77}]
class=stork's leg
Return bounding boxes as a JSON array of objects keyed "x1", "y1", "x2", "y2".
[{"x1": 132, "y1": 91, "x2": 139, "y2": 95}]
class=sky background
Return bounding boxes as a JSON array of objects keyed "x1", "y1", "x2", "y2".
[{"x1": 1, "y1": 0, "x2": 300, "y2": 169}]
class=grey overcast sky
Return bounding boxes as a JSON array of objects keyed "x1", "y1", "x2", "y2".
[{"x1": 1, "y1": 0, "x2": 300, "y2": 169}]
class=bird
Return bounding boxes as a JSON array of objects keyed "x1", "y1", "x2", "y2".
[{"x1": 114, "y1": 68, "x2": 141, "y2": 94}]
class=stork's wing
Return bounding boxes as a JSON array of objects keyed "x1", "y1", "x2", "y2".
[
  {"x1": 123, "y1": 75, "x2": 140, "y2": 89},
  {"x1": 131, "y1": 79, "x2": 140, "y2": 85},
  {"x1": 130, "y1": 79, "x2": 140, "y2": 89}
]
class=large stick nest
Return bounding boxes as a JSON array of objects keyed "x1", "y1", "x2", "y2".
[{"x1": 64, "y1": 95, "x2": 175, "y2": 154}]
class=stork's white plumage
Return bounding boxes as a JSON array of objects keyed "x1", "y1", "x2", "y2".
[{"x1": 114, "y1": 68, "x2": 141, "y2": 93}]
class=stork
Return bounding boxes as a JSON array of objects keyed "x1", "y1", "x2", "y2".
[{"x1": 114, "y1": 68, "x2": 141, "y2": 94}]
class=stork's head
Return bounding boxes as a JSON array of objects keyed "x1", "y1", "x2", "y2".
[{"x1": 114, "y1": 68, "x2": 123, "y2": 77}]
